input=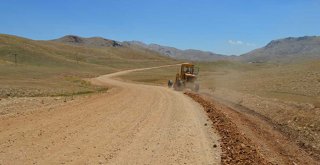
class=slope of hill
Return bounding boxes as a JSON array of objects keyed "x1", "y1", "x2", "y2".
[
  {"x1": 0, "y1": 34, "x2": 174, "y2": 68},
  {"x1": 240, "y1": 36, "x2": 320, "y2": 63},
  {"x1": 123, "y1": 41, "x2": 234, "y2": 61},
  {"x1": 0, "y1": 34, "x2": 176, "y2": 97},
  {"x1": 52, "y1": 35, "x2": 122, "y2": 48}
]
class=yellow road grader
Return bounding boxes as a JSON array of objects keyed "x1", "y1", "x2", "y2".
[{"x1": 168, "y1": 63, "x2": 200, "y2": 92}]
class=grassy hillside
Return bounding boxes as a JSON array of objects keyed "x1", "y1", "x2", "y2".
[{"x1": 0, "y1": 34, "x2": 176, "y2": 97}]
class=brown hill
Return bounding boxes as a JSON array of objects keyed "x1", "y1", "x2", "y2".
[
  {"x1": 240, "y1": 36, "x2": 320, "y2": 63},
  {"x1": 53, "y1": 35, "x2": 122, "y2": 47}
]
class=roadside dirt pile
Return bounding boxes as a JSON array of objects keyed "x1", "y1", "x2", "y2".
[
  {"x1": 209, "y1": 88, "x2": 320, "y2": 160},
  {"x1": 185, "y1": 92, "x2": 270, "y2": 165}
]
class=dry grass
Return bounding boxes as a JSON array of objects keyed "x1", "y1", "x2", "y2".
[
  {"x1": 199, "y1": 60, "x2": 320, "y2": 105},
  {"x1": 118, "y1": 65, "x2": 179, "y2": 86}
]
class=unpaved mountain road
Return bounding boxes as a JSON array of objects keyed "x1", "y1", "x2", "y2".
[{"x1": 0, "y1": 66, "x2": 220, "y2": 164}]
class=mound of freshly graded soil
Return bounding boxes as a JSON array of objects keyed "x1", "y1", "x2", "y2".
[{"x1": 185, "y1": 92, "x2": 269, "y2": 165}]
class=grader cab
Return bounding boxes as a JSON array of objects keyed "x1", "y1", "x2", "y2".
[{"x1": 168, "y1": 63, "x2": 200, "y2": 91}]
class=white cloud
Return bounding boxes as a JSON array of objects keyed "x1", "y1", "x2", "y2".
[
  {"x1": 228, "y1": 40, "x2": 243, "y2": 45},
  {"x1": 228, "y1": 40, "x2": 255, "y2": 46}
]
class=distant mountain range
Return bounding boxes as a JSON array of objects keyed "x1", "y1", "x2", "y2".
[
  {"x1": 53, "y1": 35, "x2": 320, "y2": 63},
  {"x1": 122, "y1": 41, "x2": 235, "y2": 61},
  {"x1": 239, "y1": 36, "x2": 320, "y2": 63},
  {"x1": 53, "y1": 36, "x2": 233, "y2": 61}
]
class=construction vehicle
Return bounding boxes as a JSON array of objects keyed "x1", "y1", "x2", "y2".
[{"x1": 168, "y1": 63, "x2": 200, "y2": 91}]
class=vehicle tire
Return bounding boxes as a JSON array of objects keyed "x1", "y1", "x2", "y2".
[
  {"x1": 174, "y1": 80, "x2": 183, "y2": 91},
  {"x1": 168, "y1": 80, "x2": 173, "y2": 88}
]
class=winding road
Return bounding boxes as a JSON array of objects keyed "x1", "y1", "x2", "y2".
[{"x1": 0, "y1": 66, "x2": 220, "y2": 164}]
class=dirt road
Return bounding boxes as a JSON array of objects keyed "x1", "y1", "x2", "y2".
[{"x1": 0, "y1": 66, "x2": 220, "y2": 164}]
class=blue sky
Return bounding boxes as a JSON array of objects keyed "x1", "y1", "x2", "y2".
[{"x1": 1, "y1": 0, "x2": 320, "y2": 55}]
